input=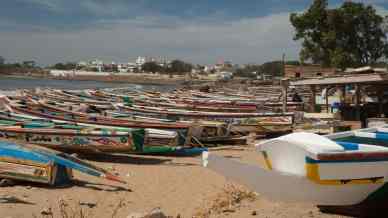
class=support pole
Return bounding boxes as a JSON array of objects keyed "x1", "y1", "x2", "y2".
[
  {"x1": 310, "y1": 85, "x2": 316, "y2": 112},
  {"x1": 378, "y1": 86, "x2": 384, "y2": 118},
  {"x1": 281, "y1": 79, "x2": 289, "y2": 113},
  {"x1": 341, "y1": 85, "x2": 346, "y2": 104},
  {"x1": 355, "y1": 84, "x2": 361, "y2": 121},
  {"x1": 325, "y1": 86, "x2": 330, "y2": 113}
]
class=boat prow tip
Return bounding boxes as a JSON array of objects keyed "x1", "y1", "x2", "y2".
[
  {"x1": 104, "y1": 173, "x2": 127, "y2": 184},
  {"x1": 202, "y1": 151, "x2": 209, "y2": 167}
]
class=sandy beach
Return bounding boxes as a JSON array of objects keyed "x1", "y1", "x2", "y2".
[{"x1": 0, "y1": 145, "x2": 348, "y2": 218}]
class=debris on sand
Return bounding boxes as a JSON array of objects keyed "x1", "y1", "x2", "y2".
[
  {"x1": 127, "y1": 207, "x2": 171, "y2": 218},
  {"x1": 193, "y1": 184, "x2": 257, "y2": 218}
]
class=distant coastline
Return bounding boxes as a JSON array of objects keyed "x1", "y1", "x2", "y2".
[
  {"x1": 0, "y1": 71, "x2": 213, "y2": 86},
  {"x1": 0, "y1": 75, "x2": 178, "y2": 91}
]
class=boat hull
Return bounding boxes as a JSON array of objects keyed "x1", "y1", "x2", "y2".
[{"x1": 204, "y1": 153, "x2": 385, "y2": 206}]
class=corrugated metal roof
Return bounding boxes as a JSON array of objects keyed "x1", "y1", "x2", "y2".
[{"x1": 290, "y1": 73, "x2": 388, "y2": 85}]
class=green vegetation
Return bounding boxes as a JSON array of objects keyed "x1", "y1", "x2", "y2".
[
  {"x1": 235, "y1": 61, "x2": 301, "y2": 78},
  {"x1": 141, "y1": 59, "x2": 192, "y2": 74},
  {"x1": 290, "y1": 0, "x2": 388, "y2": 69},
  {"x1": 0, "y1": 57, "x2": 40, "y2": 73},
  {"x1": 51, "y1": 62, "x2": 77, "y2": 70},
  {"x1": 166, "y1": 59, "x2": 192, "y2": 74},
  {"x1": 141, "y1": 61, "x2": 163, "y2": 73}
]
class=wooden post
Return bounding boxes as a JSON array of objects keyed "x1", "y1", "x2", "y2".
[
  {"x1": 325, "y1": 86, "x2": 330, "y2": 113},
  {"x1": 378, "y1": 86, "x2": 384, "y2": 118},
  {"x1": 341, "y1": 85, "x2": 346, "y2": 104},
  {"x1": 355, "y1": 84, "x2": 361, "y2": 121},
  {"x1": 281, "y1": 79, "x2": 289, "y2": 113},
  {"x1": 310, "y1": 85, "x2": 316, "y2": 112}
]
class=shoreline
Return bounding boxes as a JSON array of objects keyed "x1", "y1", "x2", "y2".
[
  {"x1": 0, "y1": 75, "x2": 180, "y2": 91},
  {"x1": 0, "y1": 74, "x2": 212, "y2": 87}
]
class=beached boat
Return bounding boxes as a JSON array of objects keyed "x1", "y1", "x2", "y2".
[
  {"x1": 7, "y1": 100, "x2": 244, "y2": 144},
  {"x1": 25, "y1": 89, "x2": 295, "y2": 136},
  {"x1": 0, "y1": 120, "x2": 145, "y2": 153},
  {"x1": 203, "y1": 128, "x2": 388, "y2": 216},
  {"x1": 0, "y1": 141, "x2": 124, "y2": 186},
  {"x1": 0, "y1": 108, "x2": 208, "y2": 155},
  {"x1": 5, "y1": 98, "x2": 190, "y2": 131},
  {"x1": 118, "y1": 104, "x2": 294, "y2": 119}
]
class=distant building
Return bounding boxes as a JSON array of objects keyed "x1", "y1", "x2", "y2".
[
  {"x1": 214, "y1": 59, "x2": 233, "y2": 72},
  {"x1": 284, "y1": 65, "x2": 337, "y2": 79},
  {"x1": 77, "y1": 61, "x2": 87, "y2": 67},
  {"x1": 256, "y1": 72, "x2": 273, "y2": 81},
  {"x1": 217, "y1": 71, "x2": 234, "y2": 81},
  {"x1": 127, "y1": 62, "x2": 137, "y2": 72},
  {"x1": 87, "y1": 59, "x2": 103, "y2": 72},
  {"x1": 136, "y1": 56, "x2": 146, "y2": 67},
  {"x1": 0, "y1": 56, "x2": 4, "y2": 65}
]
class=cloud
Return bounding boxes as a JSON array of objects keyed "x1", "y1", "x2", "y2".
[
  {"x1": 5, "y1": 0, "x2": 388, "y2": 66},
  {"x1": 0, "y1": 12, "x2": 300, "y2": 66},
  {"x1": 19, "y1": 0, "x2": 63, "y2": 11}
]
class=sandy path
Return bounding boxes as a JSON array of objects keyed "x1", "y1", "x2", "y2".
[{"x1": 0, "y1": 147, "x2": 347, "y2": 218}]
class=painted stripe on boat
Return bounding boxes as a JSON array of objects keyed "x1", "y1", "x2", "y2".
[
  {"x1": 355, "y1": 132, "x2": 388, "y2": 140},
  {"x1": 336, "y1": 141, "x2": 359, "y2": 151},
  {"x1": 306, "y1": 156, "x2": 388, "y2": 164},
  {"x1": 261, "y1": 151, "x2": 272, "y2": 170},
  {"x1": 306, "y1": 163, "x2": 384, "y2": 185}
]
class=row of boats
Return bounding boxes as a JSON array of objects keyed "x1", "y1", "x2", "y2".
[
  {"x1": 0, "y1": 88, "x2": 294, "y2": 155},
  {"x1": 0, "y1": 87, "x2": 293, "y2": 186}
]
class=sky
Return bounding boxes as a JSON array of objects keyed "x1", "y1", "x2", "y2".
[{"x1": 1, "y1": 0, "x2": 388, "y2": 66}]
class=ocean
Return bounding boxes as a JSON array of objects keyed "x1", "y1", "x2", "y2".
[{"x1": 0, "y1": 76, "x2": 176, "y2": 92}]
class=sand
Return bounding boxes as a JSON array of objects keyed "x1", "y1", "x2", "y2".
[{"x1": 0, "y1": 146, "x2": 348, "y2": 218}]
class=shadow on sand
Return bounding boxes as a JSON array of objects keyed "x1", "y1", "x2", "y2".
[
  {"x1": 71, "y1": 180, "x2": 132, "y2": 192},
  {"x1": 79, "y1": 153, "x2": 172, "y2": 165},
  {"x1": 0, "y1": 195, "x2": 35, "y2": 205},
  {"x1": 6, "y1": 179, "x2": 131, "y2": 192},
  {"x1": 79, "y1": 153, "x2": 198, "y2": 166}
]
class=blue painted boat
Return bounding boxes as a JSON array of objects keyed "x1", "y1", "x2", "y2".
[{"x1": 0, "y1": 141, "x2": 125, "y2": 185}]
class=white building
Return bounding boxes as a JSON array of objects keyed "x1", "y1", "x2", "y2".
[
  {"x1": 88, "y1": 59, "x2": 103, "y2": 72},
  {"x1": 136, "y1": 56, "x2": 146, "y2": 67},
  {"x1": 127, "y1": 62, "x2": 138, "y2": 72},
  {"x1": 77, "y1": 61, "x2": 87, "y2": 67}
]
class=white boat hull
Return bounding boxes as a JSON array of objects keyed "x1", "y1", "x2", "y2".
[{"x1": 204, "y1": 153, "x2": 384, "y2": 205}]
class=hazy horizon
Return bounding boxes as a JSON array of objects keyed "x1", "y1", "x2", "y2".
[{"x1": 1, "y1": 0, "x2": 388, "y2": 66}]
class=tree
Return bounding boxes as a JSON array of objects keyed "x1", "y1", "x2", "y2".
[
  {"x1": 141, "y1": 61, "x2": 163, "y2": 73},
  {"x1": 260, "y1": 61, "x2": 284, "y2": 76},
  {"x1": 22, "y1": 60, "x2": 36, "y2": 68},
  {"x1": 290, "y1": 0, "x2": 388, "y2": 69},
  {"x1": 167, "y1": 60, "x2": 192, "y2": 74},
  {"x1": 235, "y1": 64, "x2": 261, "y2": 78},
  {"x1": 52, "y1": 62, "x2": 76, "y2": 70},
  {"x1": 0, "y1": 56, "x2": 4, "y2": 65}
]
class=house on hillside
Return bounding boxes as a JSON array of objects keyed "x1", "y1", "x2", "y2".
[{"x1": 284, "y1": 65, "x2": 337, "y2": 79}]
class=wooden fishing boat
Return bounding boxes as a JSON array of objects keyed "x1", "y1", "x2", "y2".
[
  {"x1": 5, "y1": 91, "x2": 293, "y2": 144},
  {"x1": 0, "y1": 121, "x2": 145, "y2": 153},
  {"x1": 8, "y1": 99, "x2": 190, "y2": 130},
  {"x1": 133, "y1": 98, "x2": 259, "y2": 113},
  {"x1": 118, "y1": 104, "x2": 294, "y2": 119},
  {"x1": 203, "y1": 127, "x2": 388, "y2": 216},
  {"x1": 0, "y1": 140, "x2": 124, "y2": 186},
  {"x1": 0, "y1": 110, "x2": 183, "y2": 152},
  {"x1": 7, "y1": 100, "x2": 245, "y2": 144},
  {"x1": 0, "y1": 99, "x2": 183, "y2": 146}
]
